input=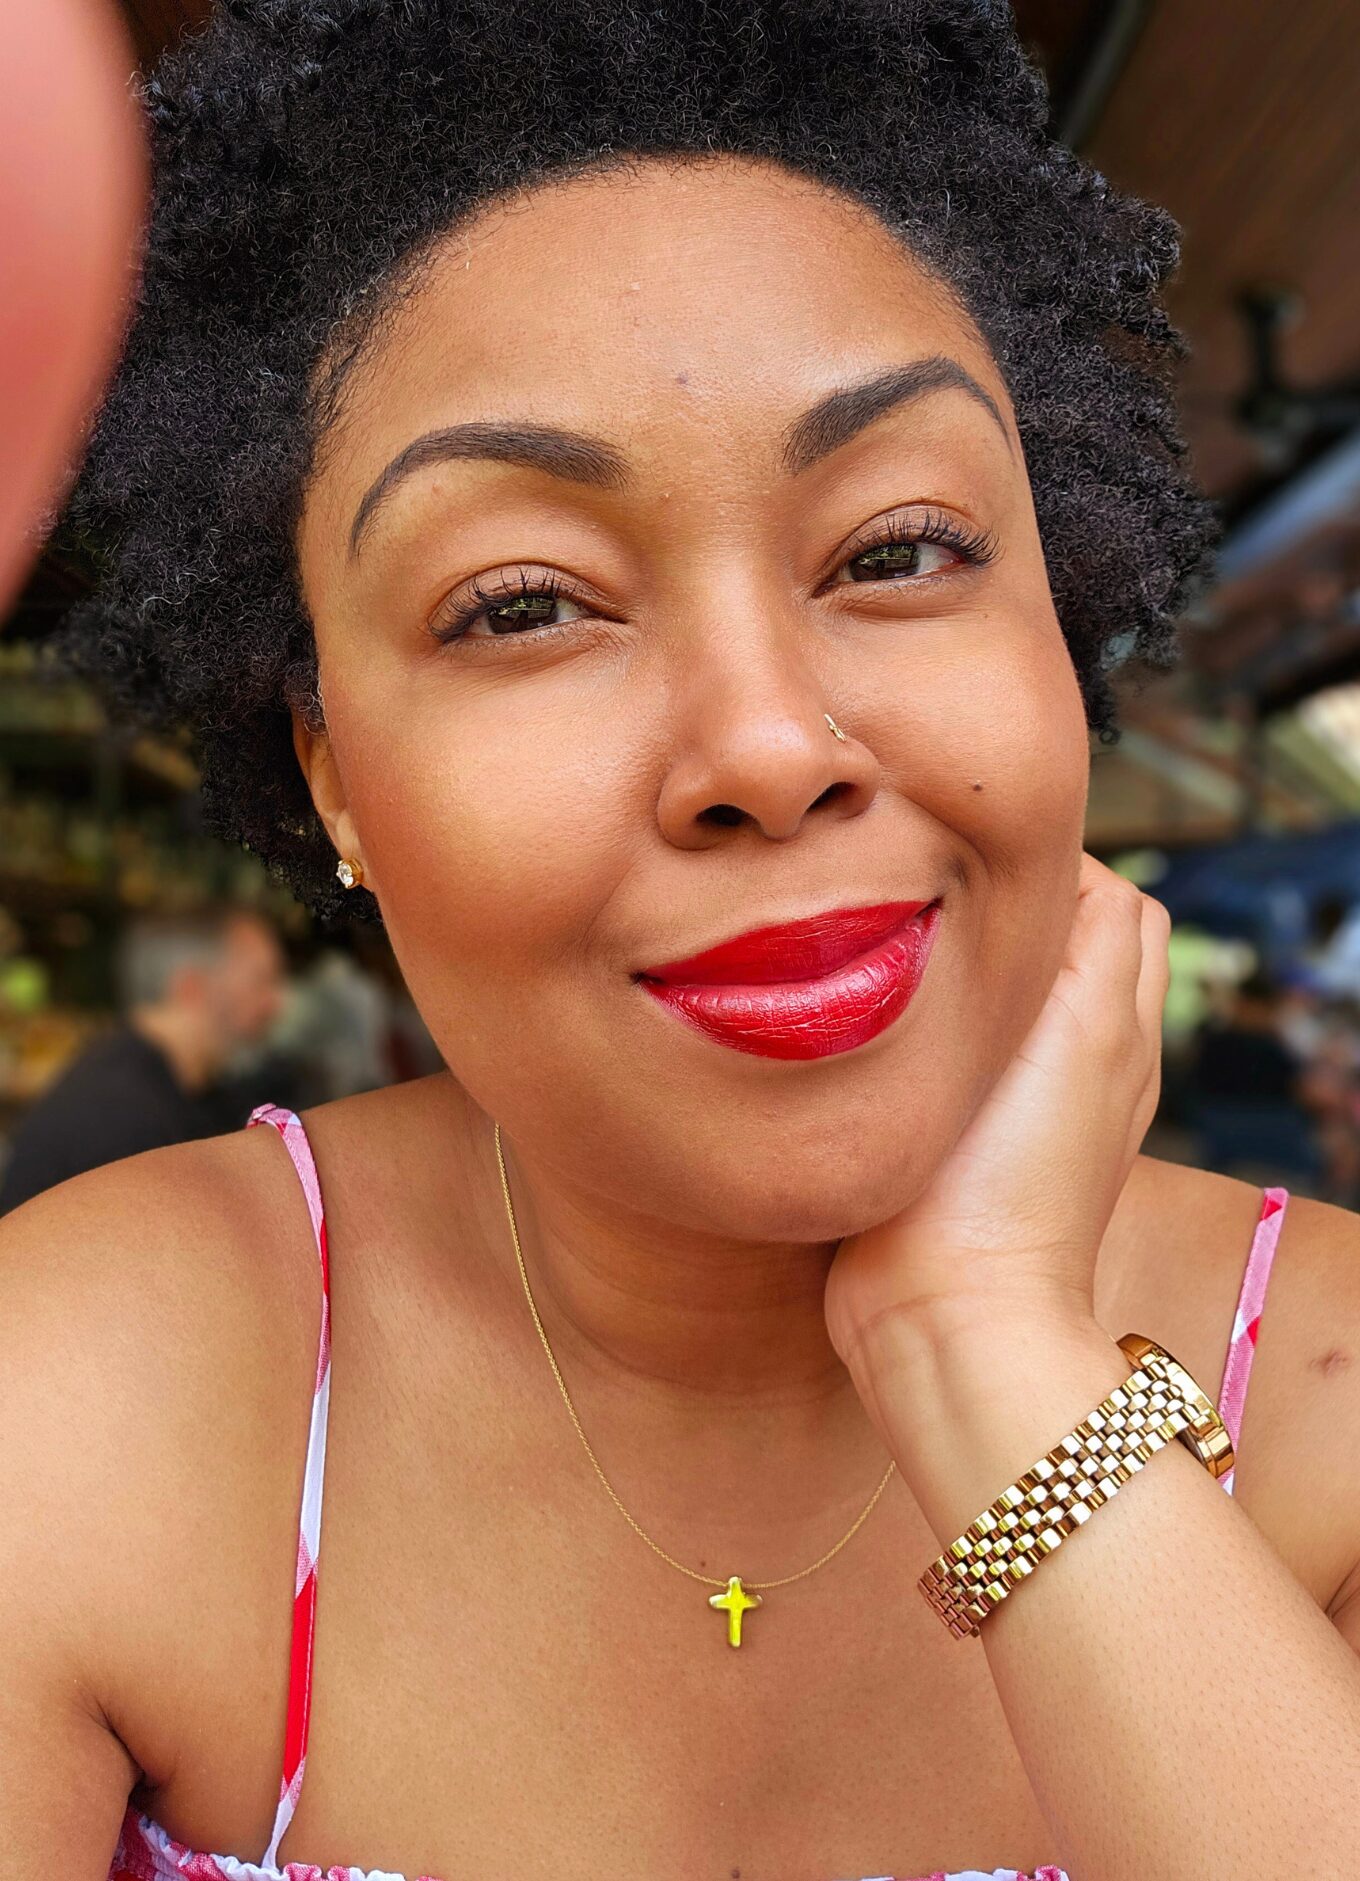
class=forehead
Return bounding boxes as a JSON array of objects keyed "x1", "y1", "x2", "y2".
[{"x1": 302, "y1": 157, "x2": 1008, "y2": 543}]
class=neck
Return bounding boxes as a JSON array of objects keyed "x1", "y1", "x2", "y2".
[
  {"x1": 478, "y1": 1107, "x2": 907, "y2": 1552},
  {"x1": 495, "y1": 1125, "x2": 849, "y2": 1408},
  {"x1": 129, "y1": 1003, "x2": 215, "y2": 1092},
  {"x1": 435, "y1": 1085, "x2": 1138, "y2": 1574}
]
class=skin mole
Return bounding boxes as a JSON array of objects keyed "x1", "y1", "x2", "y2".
[{"x1": 1314, "y1": 1348, "x2": 1352, "y2": 1378}]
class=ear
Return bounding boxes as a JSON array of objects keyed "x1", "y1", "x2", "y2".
[{"x1": 291, "y1": 707, "x2": 369, "y2": 884}]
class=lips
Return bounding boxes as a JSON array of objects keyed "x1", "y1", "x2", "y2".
[{"x1": 637, "y1": 899, "x2": 941, "y2": 1060}]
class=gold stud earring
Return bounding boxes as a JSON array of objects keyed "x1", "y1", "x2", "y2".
[
  {"x1": 824, "y1": 712, "x2": 848, "y2": 742},
  {"x1": 335, "y1": 857, "x2": 365, "y2": 890}
]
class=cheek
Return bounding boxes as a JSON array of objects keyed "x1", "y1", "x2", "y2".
[
  {"x1": 866, "y1": 584, "x2": 1089, "y2": 848},
  {"x1": 881, "y1": 613, "x2": 1090, "y2": 1076},
  {"x1": 322, "y1": 667, "x2": 637, "y2": 1042},
  {"x1": 951, "y1": 661, "x2": 1088, "y2": 871}
]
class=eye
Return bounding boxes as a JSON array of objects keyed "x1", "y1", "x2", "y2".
[
  {"x1": 830, "y1": 508, "x2": 997, "y2": 586},
  {"x1": 429, "y1": 567, "x2": 591, "y2": 644}
]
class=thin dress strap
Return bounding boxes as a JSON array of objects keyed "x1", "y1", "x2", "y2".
[
  {"x1": 1217, "y1": 1187, "x2": 1288, "y2": 1498},
  {"x1": 246, "y1": 1102, "x2": 333, "y2": 1870}
]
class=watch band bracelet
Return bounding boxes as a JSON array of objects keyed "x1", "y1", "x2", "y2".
[{"x1": 918, "y1": 1333, "x2": 1235, "y2": 1640}]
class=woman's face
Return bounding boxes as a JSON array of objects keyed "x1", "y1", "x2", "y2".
[{"x1": 295, "y1": 157, "x2": 1090, "y2": 1240}]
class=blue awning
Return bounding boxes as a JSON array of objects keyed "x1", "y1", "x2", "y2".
[{"x1": 1151, "y1": 819, "x2": 1360, "y2": 950}]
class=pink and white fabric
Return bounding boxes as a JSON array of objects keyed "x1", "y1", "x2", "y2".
[
  {"x1": 247, "y1": 1105, "x2": 333, "y2": 1869},
  {"x1": 1216, "y1": 1187, "x2": 1288, "y2": 1498},
  {"x1": 107, "y1": 1109, "x2": 1289, "y2": 1881}
]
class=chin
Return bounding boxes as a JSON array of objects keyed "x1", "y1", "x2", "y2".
[
  {"x1": 724, "y1": 1172, "x2": 924, "y2": 1246},
  {"x1": 613, "y1": 1108, "x2": 944, "y2": 1246},
  {"x1": 470, "y1": 994, "x2": 981, "y2": 1245}
]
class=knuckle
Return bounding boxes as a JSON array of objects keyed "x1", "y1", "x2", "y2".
[
  {"x1": 1098, "y1": 871, "x2": 1143, "y2": 914},
  {"x1": 1119, "y1": 879, "x2": 1146, "y2": 916}
]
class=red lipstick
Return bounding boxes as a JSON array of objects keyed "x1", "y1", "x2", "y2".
[{"x1": 637, "y1": 899, "x2": 941, "y2": 1060}]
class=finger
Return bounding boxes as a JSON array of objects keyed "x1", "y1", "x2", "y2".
[
  {"x1": 1064, "y1": 854, "x2": 1147, "y2": 1033},
  {"x1": 1128, "y1": 895, "x2": 1170, "y2": 1149},
  {"x1": 1135, "y1": 893, "x2": 1172, "y2": 1042}
]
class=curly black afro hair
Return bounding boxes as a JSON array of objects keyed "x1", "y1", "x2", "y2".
[{"x1": 55, "y1": 0, "x2": 1218, "y2": 925}]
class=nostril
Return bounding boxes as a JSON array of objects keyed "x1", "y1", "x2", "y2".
[
  {"x1": 812, "y1": 780, "x2": 852, "y2": 811},
  {"x1": 698, "y1": 802, "x2": 744, "y2": 828}
]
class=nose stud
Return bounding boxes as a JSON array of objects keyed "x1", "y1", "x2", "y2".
[{"x1": 824, "y1": 712, "x2": 848, "y2": 742}]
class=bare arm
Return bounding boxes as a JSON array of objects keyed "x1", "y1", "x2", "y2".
[
  {"x1": 0, "y1": 1632, "x2": 135, "y2": 1876},
  {"x1": 830, "y1": 865, "x2": 1360, "y2": 1879},
  {"x1": 853, "y1": 1292, "x2": 1360, "y2": 1881},
  {"x1": 0, "y1": 1127, "x2": 299, "y2": 1873},
  {"x1": 0, "y1": 1186, "x2": 144, "y2": 1872}
]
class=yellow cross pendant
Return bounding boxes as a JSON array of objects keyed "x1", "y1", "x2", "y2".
[{"x1": 708, "y1": 1575, "x2": 762, "y2": 1647}]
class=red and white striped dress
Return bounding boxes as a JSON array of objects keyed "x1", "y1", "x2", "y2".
[{"x1": 107, "y1": 1103, "x2": 1290, "y2": 1881}]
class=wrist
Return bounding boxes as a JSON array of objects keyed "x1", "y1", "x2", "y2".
[
  {"x1": 848, "y1": 1299, "x2": 1132, "y2": 1548},
  {"x1": 845, "y1": 1283, "x2": 1110, "y2": 1387}
]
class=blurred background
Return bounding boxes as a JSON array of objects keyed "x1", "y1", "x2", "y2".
[{"x1": 1, "y1": 0, "x2": 1357, "y2": 1206}]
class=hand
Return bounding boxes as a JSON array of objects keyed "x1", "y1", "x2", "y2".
[{"x1": 824, "y1": 852, "x2": 1170, "y2": 1373}]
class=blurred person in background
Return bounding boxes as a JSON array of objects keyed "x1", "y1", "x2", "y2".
[
  {"x1": 1301, "y1": 893, "x2": 1360, "y2": 1004},
  {"x1": 1290, "y1": 982, "x2": 1360, "y2": 1210},
  {"x1": 270, "y1": 927, "x2": 445, "y2": 1104},
  {"x1": 0, "y1": 904, "x2": 286, "y2": 1214},
  {"x1": 272, "y1": 939, "x2": 394, "y2": 1103},
  {"x1": 1180, "y1": 967, "x2": 1325, "y2": 1190}
]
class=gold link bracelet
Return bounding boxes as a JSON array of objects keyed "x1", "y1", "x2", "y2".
[{"x1": 919, "y1": 1333, "x2": 1235, "y2": 1639}]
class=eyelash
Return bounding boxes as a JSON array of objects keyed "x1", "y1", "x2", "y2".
[
  {"x1": 427, "y1": 508, "x2": 998, "y2": 646},
  {"x1": 430, "y1": 565, "x2": 574, "y2": 646},
  {"x1": 837, "y1": 507, "x2": 998, "y2": 582}
]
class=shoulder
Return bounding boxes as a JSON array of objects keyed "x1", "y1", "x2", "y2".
[
  {"x1": 0, "y1": 1109, "x2": 319, "y2": 1323},
  {"x1": 1111, "y1": 1156, "x2": 1360, "y2": 1619},
  {"x1": 0, "y1": 1116, "x2": 331, "y2": 1785},
  {"x1": 1267, "y1": 1182, "x2": 1360, "y2": 1628}
]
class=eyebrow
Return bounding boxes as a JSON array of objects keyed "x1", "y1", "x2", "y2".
[
  {"x1": 348, "y1": 423, "x2": 629, "y2": 558},
  {"x1": 347, "y1": 354, "x2": 1011, "y2": 558},
  {"x1": 782, "y1": 356, "x2": 1013, "y2": 475}
]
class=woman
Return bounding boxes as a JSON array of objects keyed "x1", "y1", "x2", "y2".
[{"x1": 6, "y1": 3, "x2": 1360, "y2": 1877}]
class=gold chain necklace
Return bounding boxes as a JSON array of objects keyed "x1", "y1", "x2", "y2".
[{"x1": 494, "y1": 1120, "x2": 897, "y2": 1647}]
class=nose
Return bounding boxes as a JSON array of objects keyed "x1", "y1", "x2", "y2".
[{"x1": 655, "y1": 627, "x2": 882, "y2": 849}]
